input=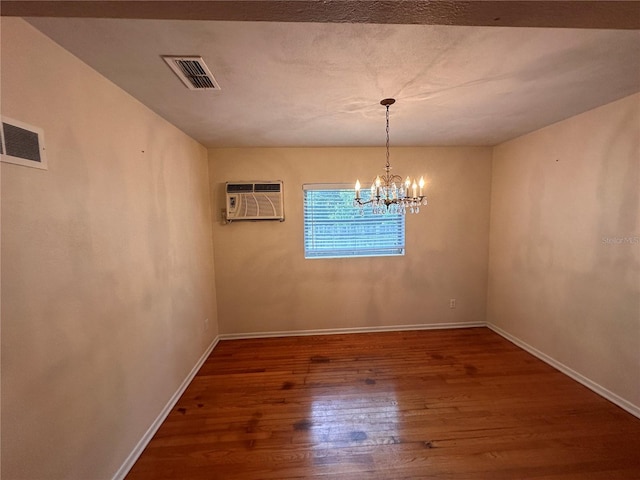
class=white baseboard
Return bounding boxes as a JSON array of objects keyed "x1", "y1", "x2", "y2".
[
  {"x1": 112, "y1": 335, "x2": 220, "y2": 480},
  {"x1": 487, "y1": 323, "x2": 640, "y2": 419},
  {"x1": 219, "y1": 321, "x2": 485, "y2": 340}
]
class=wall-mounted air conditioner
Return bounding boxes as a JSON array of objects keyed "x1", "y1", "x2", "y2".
[{"x1": 225, "y1": 181, "x2": 284, "y2": 223}]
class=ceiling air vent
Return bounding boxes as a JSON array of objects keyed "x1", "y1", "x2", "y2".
[{"x1": 162, "y1": 56, "x2": 221, "y2": 90}]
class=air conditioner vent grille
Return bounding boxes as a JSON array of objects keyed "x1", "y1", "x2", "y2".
[
  {"x1": 227, "y1": 183, "x2": 254, "y2": 193},
  {"x1": 162, "y1": 56, "x2": 221, "y2": 91},
  {"x1": 255, "y1": 183, "x2": 281, "y2": 193},
  {"x1": 1, "y1": 117, "x2": 47, "y2": 170},
  {"x1": 3, "y1": 123, "x2": 41, "y2": 162},
  {"x1": 225, "y1": 181, "x2": 284, "y2": 222},
  {"x1": 176, "y1": 60, "x2": 215, "y2": 89}
]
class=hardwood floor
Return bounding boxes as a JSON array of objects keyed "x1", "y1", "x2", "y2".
[{"x1": 126, "y1": 328, "x2": 640, "y2": 479}]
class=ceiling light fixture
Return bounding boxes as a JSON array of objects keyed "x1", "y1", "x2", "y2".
[{"x1": 355, "y1": 98, "x2": 427, "y2": 214}]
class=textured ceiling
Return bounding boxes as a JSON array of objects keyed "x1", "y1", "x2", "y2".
[{"x1": 10, "y1": 1, "x2": 640, "y2": 147}]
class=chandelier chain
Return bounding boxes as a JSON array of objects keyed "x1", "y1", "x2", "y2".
[{"x1": 385, "y1": 104, "x2": 390, "y2": 169}]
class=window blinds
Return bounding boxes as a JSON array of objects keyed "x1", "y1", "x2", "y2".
[{"x1": 303, "y1": 184, "x2": 405, "y2": 259}]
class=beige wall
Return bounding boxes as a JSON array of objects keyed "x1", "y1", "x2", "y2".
[
  {"x1": 1, "y1": 18, "x2": 218, "y2": 479},
  {"x1": 209, "y1": 146, "x2": 492, "y2": 335},
  {"x1": 487, "y1": 93, "x2": 640, "y2": 410}
]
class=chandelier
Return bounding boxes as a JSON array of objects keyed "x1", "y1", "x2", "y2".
[{"x1": 354, "y1": 98, "x2": 427, "y2": 215}]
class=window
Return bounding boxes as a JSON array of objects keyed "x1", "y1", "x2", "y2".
[{"x1": 303, "y1": 184, "x2": 405, "y2": 259}]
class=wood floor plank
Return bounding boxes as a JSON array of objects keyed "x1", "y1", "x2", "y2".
[{"x1": 126, "y1": 328, "x2": 640, "y2": 479}]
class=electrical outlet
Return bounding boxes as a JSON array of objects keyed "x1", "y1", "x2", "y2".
[
  {"x1": 449, "y1": 299, "x2": 457, "y2": 309},
  {"x1": 204, "y1": 318, "x2": 209, "y2": 330}
]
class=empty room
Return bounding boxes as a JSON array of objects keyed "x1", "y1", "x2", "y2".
[{"x1": 1, "y1": 1, "x2": 639, "y2": 479}]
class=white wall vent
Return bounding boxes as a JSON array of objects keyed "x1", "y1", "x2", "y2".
[
  {"x1": 0, "y1": 117, "x2": 47, "y2": 170},
  {"x1": 225, "y1": 181, "x2": 284, "y2": 223},
  {"x1": 162, "y1": 56, "x2": 221, "y2": 90}
]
